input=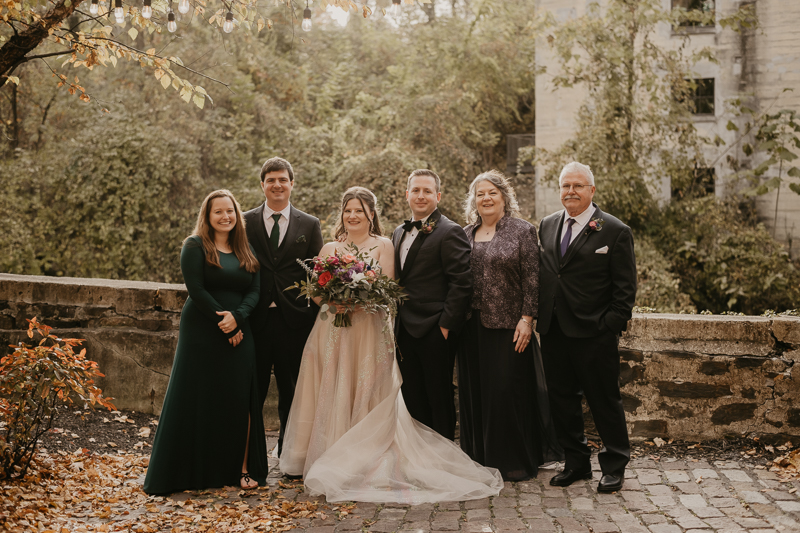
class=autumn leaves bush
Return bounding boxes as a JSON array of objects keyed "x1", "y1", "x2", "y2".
[{"x1": 0, "y1": 318, "x2": 115, "y2": 480}]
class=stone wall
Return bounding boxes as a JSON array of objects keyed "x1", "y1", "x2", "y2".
[{"x1": 1, "y1": 273, "x2": 798, "y2": 442}]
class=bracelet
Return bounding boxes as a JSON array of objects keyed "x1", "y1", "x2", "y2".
[{"x1": 521, "y1": 317, "x2": 533, "y2": 327}]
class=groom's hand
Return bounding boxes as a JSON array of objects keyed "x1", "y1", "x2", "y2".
[
  {"x1": 440, "y1": 327, "x2": 449, "y2": 340},
  {"x1": 216, "y1": 311, "x2": 238, "y2": 334}
]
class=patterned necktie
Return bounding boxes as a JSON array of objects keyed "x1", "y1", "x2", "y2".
[
  {"x1": 270, "y1": 213, "x2": 282, "y2": 249},
  {"x1": 560, "y1": 218, "x2": 575, "y2": 257}
]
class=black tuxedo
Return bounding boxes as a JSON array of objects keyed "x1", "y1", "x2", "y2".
[
  {"x1": 391, "y1": 209, "x2": 472, "y2": 439},
  {"x1": 537, "y1": 203, "x2": 636, "y2": 477},
  {"x1": 244, "y1": 203, "x2": 323, "y2": 453}
]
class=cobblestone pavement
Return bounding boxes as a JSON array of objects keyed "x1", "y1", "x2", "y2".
[{"x1": 255, "y1": 434, "x2": 800, "y2": 533}]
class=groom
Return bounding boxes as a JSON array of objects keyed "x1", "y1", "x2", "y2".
[
  {"x1": 537, "y1": 161, "x2": 636, "y2": 493},
  {"x1": 392, "y1": 169, "x2": 472, "y2": 440},
  {"x1": 244, "y1": 157, "x2": 323, "y2": 456}
]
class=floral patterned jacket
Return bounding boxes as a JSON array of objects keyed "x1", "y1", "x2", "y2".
[{"x1": 464, "y1": 216, "x2": 540, "y2": 330}]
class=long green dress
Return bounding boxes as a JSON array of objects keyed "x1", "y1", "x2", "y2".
[{"x1": 144, "y1": 236, "x2": 268, "y2": 494}]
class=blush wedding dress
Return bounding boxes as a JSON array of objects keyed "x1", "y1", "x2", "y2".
[{"x1": 279, "y1": 302, "x2": 503, "y2": 503}]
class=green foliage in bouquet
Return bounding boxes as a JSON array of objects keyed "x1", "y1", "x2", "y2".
[
  {"x1": 0, "y1": 318, "x2": 116, "y2": 480},
  {"x1": 287, "y1": 245, "x2": 407, "y2": 328}
]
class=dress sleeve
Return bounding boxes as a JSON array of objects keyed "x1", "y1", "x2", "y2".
[
  {"x1": 231, "y1": 261, "x2": 261, "y2": 329},
  {"x1": 181, "y1": 237, "x2": 225, "y2": 323},
  {"x1": 519, "y1": 224, "x2": 540, "y2": 318}
]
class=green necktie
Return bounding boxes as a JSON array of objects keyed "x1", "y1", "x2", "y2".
[{"x1": 270, "y1": 213, "x2": 282, "y2": 249}]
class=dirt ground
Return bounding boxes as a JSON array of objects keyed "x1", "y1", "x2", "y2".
[{"x1": 38, "y1": 406, "x2": 791, "y2": 469}]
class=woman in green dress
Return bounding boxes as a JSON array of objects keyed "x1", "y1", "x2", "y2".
[{"x1": 144, "y1": 189, "x2": 268, "y2": 494}]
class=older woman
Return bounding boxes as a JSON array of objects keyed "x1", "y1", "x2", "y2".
[{"x1": 458, "y1": 170, "x2": 562, "y2": 481}]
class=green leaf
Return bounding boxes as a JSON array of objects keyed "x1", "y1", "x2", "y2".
[
  {"x1": 787, "y1": 166, "x2": 800, "y2": 178},
  {"x1": 726, "y1": 120, "x2": 739, "y2": 131},
  {"x1": 776, "y1": 147, "x2": 798, "y2": 161},
  {"x1": 789, "y1": 183, "x2": 800, "y2": 195}
]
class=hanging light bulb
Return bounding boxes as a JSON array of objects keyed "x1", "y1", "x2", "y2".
[
  {"x1": 167, "y1": 10, "x2": 177, "y2": 32},
  {"x1": 301, "y1": 7, "x2": 312, "y2": 32},
  {"x1": 178, "y1": 0, "x2": 190, "y2": 14},
  {"x1": 114, "y1": 0, "x2": 125, "y2": 24},
  {"x1": 223, "y1": 10, "x2": 234, "y2": 33},
  {"x1": 141, "y1": 0, "x2": 152, "y2": 18},
  {"x1": 388, "y1": 0, "x2": 401, "y2": 18},
  {"x1": 89, "y1": 0, "x2": 99, "y2": 15}
]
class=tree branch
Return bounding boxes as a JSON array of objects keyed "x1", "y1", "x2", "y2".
[{"x1": 0, "y1": 0, "x2": 86, "y2": 78}]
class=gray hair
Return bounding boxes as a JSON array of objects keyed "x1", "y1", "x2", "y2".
[
  {"x1": 559, "y1": 161, "x2": 595, "y2": 186},
  {"x1": 463, "y1": 169, "x2": 521, "y2": 225}
]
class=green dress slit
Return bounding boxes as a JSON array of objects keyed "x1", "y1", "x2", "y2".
[{"x1": 144, "y1": 236, "x2": 268, "y2": 494}]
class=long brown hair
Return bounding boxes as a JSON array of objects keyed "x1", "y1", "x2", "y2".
[
  {"x1": 333, "y1": 187, "x2": 384, "y2": 239},
  {"x1": 188, "y1": 189, "x2": 259, "y2": 273}
]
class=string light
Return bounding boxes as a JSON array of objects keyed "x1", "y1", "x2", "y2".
[
  {"x1": 141, "y1": 0, "x2": 152, "y2": 19},
  {"x1": 223, "y1": 10, "x2": 234, "y2": 33},
  {"x1": 114, "y1": 0, "x2": 125, "y2": 24},
  {"x1": 167, "y1": 9, "x2": 177, "y2": 32},
  {"x1": 178, "y1": 0, "x2": 190, "y2": 14},
  {"x1": 301, "y1": 6, "x2": 311, "y2": 32},
  {"x1": 89, "y1": 0, "x2": 99, "y2": 15},
  {"x1": 388, "y1": 0, "x2": 401, "y2": 18}
]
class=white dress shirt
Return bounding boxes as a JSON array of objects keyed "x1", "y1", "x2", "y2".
[
  {"x1": 561, "y1": 205, "x2": 596, "y2": 247},
  {"x1": 399, "y1": 214, "x2": 431, "y2": 269},
  {"x1": 262, "y1": 203, "x2": 292, "y2": 246}
]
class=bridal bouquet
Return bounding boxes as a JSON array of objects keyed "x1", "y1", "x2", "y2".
[{"x1": 287, "y1": 246, "x2": 406, "y2": 327}]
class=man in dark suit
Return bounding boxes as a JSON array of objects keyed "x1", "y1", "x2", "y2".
[
  {"x1": 244, "y1": 157, "x2": 323, "y2": 456},
  {"x1": 537, "y1": 161, "x2": 637, "y2": 493},
  {"x1": 392, "y1": 169, "x2": 472, "y2": 440}
]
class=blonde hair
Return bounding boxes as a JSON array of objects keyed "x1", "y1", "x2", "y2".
[
  {"x1": 463, "y1": 169, "x2": 521, "y2": 225},
  {"x1": 188, "y1": 189, "x2": 259, "y2": 273},
  {"x1": 333, "y1": 186, "x2": 384, "y2": 239}
]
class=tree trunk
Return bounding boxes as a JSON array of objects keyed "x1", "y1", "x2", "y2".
[
  {"x1": 0, "y1": 0, "x2": 84, "y2": 79},
  {"x1": 10, "y1": 81, "x2": 19, "y2": 150}
]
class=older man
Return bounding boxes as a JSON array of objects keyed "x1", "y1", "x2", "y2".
[{"x1": 537, "y1": 162, "x2": 637, "y2": 493}]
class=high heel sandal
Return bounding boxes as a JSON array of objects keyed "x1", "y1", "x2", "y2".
[{"x1": 240, "y1": 472, "x2": 258, "y2": 490}]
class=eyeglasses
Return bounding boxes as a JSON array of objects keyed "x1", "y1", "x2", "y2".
[{"x1": 560, "y1": 184, "x2": 591, "y2": 192}]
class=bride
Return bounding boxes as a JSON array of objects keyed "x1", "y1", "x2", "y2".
[{"x1": 279, "y1": 186, "x2": 503, "y2": 503}]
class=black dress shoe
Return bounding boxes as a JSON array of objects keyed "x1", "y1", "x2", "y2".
[
  {"x1": 550, "y1": 468, "x2": 592, "y2": 487},
  {"x1": 597, "y1": 473, "x2": 624, "y2": 493}
]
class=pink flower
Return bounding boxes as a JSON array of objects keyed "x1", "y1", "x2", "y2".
[
  {"x1": 328, "y1": 256, "x2": 339, "y2": 266},
  {"x1": 343, "y1": 254, "x2": 357, "y2": 264}
]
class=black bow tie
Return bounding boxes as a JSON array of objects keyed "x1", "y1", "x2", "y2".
[{"x1": 402, "y1": 219, "x2": 422, "y2": 232}]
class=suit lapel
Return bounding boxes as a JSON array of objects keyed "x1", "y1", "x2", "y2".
[
  {"x1": 275, "y1": 206, "x2": 302, "y2": 265},
  {"x1": 392, "y1": 226, "x2": 403, "y2": 274},
  {"x1": 561, "y1": 205, "x2": 600, "y2": 267},
  {"x1": 401, "y1": 209, "x2": 441, "y2": 280},
  {"x1": 553, "y1": 211, "x2": 566, "y2": 267},
  {"x1": 250, "y1": 204, "x2": 274, "y2": 267}
]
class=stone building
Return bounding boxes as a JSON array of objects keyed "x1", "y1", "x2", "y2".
[{"x1": 533, "y1": 0, "x2": 800, "y2": 257}]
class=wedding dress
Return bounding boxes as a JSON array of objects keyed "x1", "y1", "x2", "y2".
[{"x1": 279, "y1": 307, "x2": 503, "y2": 503}]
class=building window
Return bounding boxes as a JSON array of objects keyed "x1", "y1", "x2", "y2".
[
  {"x1": 672, "y1": 167, "x2": 715, "y2": 200},
  {"x1": 688, "y1": 78, "x2": 715, "y2": 115},
  {"x1": 672, "y1": 0, "x2": 715, "y2": 26}
]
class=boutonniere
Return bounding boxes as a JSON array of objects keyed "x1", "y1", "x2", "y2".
[
  {"x1": 296, "y1": 235, "x2": 307, "y2": 243},
  {"x1": 420, "y1": 219, "x2": 437, "y2": 234},
  {"x1": 587, "y1": 217, "x2": 604, "y2": 232}
]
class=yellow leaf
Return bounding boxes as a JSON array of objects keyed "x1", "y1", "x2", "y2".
[
  {"x1": 5, "y1": 75, "x2": 19, "y2": 85},
  {"x1": 160, "y1": 74, "x2": 170, "y2": 89},
  {"x1": 154, "y1": 68, "x2": 164, "y2": 80},
  {"x1": 146, "y1": 47, "x2": 156, "y2": 55},
  {"x1": 128, "y1": 27, "x2": 138, "y2": 40},
  {"x1": 108, "y1": 54, "x2": 117, "y2": 67},
  {"x1": 257, "y1": 16, "x2": 264, "y2": 32},
  {"x1": 193, "y1": 94, "x2": 205, "y2": 109}
]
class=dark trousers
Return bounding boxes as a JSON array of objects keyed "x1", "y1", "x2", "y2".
[
  {"x1": 540, "y1": 316, "x2": 630, "y2": 476},
  {"x1": 253, "y1": 307, "x2": 313, "y2": 455},
  {"x1": 396, "y1": 321, "x2": 457, "y2": 440}
]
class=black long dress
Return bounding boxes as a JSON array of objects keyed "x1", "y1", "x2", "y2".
[
  {"x1": 144, "y1": 236, "x2": 268, "y2": 494},
  {"x1": 457, "y1": 240, "x2": 560, "y2": 481}
]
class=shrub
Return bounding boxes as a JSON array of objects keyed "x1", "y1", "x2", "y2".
[
  {"x1": 0, "y1": 318, "x2": 115, "y2": 480},
  {"x1": 655, "y1": 197, "x2": 800, "y2": 314},
  {"x1": 634, "y1": 237, "x2": 696, "y2": 313}
]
